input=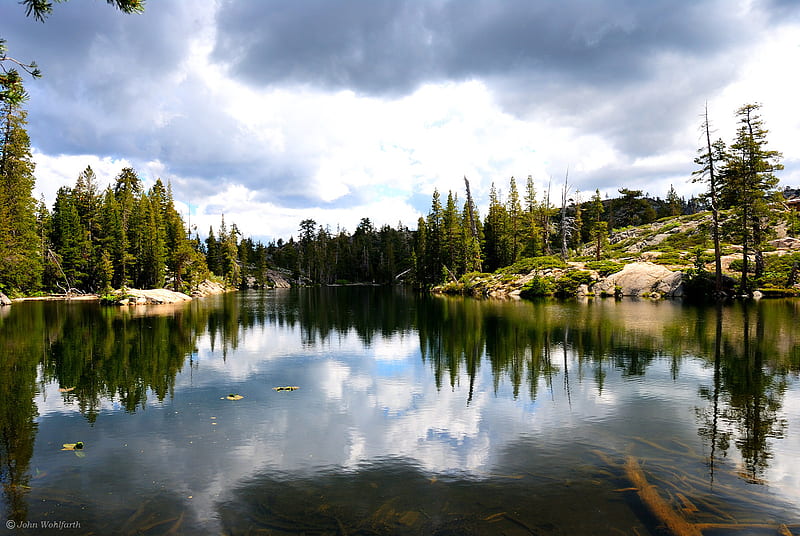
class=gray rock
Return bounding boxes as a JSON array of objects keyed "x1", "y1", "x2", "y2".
[
  {"x1": 265, "y1": 269, "x2": 292, "y2": 288},
  {"x1": 594, "y1": 262, "x2": 683, "y2": 298},
  {"x1": 191, "y1": 279, "x2": 228, "y2": 297},
  {"x1": 769, "y1": 237, "x2": 800, "y2": 250},
  {"x1": 114, "y1": 288, "x2": 193, "y2": 305},
  {"x1": 0, "y1": 292, "x2": 11, "y2": 306}
]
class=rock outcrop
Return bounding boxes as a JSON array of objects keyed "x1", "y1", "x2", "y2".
[
  {"x1": 109, "y1": 279, "x2": 230, "y2": 305},
  {"x1": 769, "y1": 237, "x2": 800, "y2": 250},
  {"x1": 0, "y1": 292, "x2": 11, "y2": 306},
  {"x1": 115, "y1": 288, "x2": 193, "y2": 305},
  {"x1": 190, "y1": 279, "x2": 228, "y2": 297},
  {"x1": 265, "y1": 269, "x2": 292, "y2": 288},
  {"x1": 594, "y1": 262, "x2": 683, "y2": 298}
]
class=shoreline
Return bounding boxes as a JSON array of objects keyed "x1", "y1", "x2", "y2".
[
  {"x1": 11, "y1": 294, "x2": 101, "y2": 302},
  {"x1": 7, "y1": 280, "x2": 232, "y2": 305}
]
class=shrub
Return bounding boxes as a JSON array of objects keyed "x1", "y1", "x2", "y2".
[
  {"x1": 652, "y1": 253, "x2": 685, "y2": 266},
  {"x1": 757, "y1": 253, "x2": 800, "y2": 288},
  {"x1": 585, "y1": 260, "x2": 625, "y2": 276},
  {"x1": 496, "y1": 255, "x2": 568, "y2": 275},
  {"x1": 728, "y1": 259, "x2": 752, "y2": 274},
  {"x1": 554, "y1": 270, "x2": 594, "y2": 297},
  {"x1": 519, "y1": 275, "x2": 555, "y2": 298},
  {"x1": 682, "y1": 268, "x2": 722, "y2": 301},
  {"x1": 438, "y1": 281, "x2": 463, "y2": 295},
  {"x1": 664, "y1": 226, "x2": 710, "y2": 250}
]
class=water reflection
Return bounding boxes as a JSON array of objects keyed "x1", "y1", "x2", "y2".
[
  {"x1": 1, "y1": 290, "x2": 799, "y2": 532},
  {"x1": 0, "y1": 301, "x2": 40, "y2": 525},
  {"x1": 696, "y1": 303, "x2": 790, "y2": 485}
]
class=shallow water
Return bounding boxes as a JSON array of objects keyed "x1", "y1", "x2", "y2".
[{"x1": 1, "y1": 289, "x2": 800, "y2": 534}]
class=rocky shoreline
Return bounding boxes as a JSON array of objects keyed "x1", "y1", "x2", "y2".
[
  {"x1": 435, "y1": 261, "x2": 687, "y2": 300},
  {"x1": 1, "y1": 279, "x2": 231, "y2": 307}
]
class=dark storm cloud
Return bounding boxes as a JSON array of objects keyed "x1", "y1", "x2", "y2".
[
  {"x1": 213, "y1": 0, "x2": 798, "y2": 161},
  {"x1": 1, "y1": 3, "x2": 258, "y2": 202},
  {"x1": 1, "y1": 2, "x2": 195, "y2": 154},
  {"x1": 215, "y1": 0, "x2": 743, "y2": 94}
]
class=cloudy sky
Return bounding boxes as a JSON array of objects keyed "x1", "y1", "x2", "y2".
[{"x1": 2, "y1": 0, "x2": 799, "y2": 242}]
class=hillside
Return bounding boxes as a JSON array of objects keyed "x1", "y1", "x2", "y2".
[{"x1": 434, "y1": 210, "x2": 800, "y2": 299}]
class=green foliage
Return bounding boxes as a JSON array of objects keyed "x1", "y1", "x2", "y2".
[
  {"x1": 728, "y1": 259, "x2": 752, "y2": 274},
  {"x1": 496, "y1": 255, "x2": 567, "y2": 275},
  {"x1": 663, "y1": 225, "x2": 710, "y2": 250},
  {"x1": 658, "y1": 221, "x2": 681, "y2": 233},
  {"x1": 651, "y1": 252, "x2": 686, "y2": 266},
  {"x1": 21, "y1": 0, "x2": 144, "y2": 23},
  {"x1": 757, "y1": 253, "x2": 800, "y2": 289},
  {"x1": 721, "y1": 103, "x2": 783, "y2": 292},
  {"x1": 682, "y1": 268, "x2": 721, "y2": 301},
  {"x1": 0, "y1": 72, "x2": 42, "y2": 293},
  {"x1": 584, "y1": 260, "x2": 625, "y2": 276},
  {"x1": 554, "y1": 270, "x2": 594, "y2": 297},
  {"x1": 519, "y1": 275, "x2": 555, "y2": 298},
  {"x1": 608, "y1": 188, "x2": 658, "y2": 229},
  {"x1": 99, "y1": 293, "x2": 121, "y2": 305}
]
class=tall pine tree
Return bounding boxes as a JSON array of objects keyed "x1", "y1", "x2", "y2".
[
  {"x1": 0, "y1": 70, "x2": 41, "y2": 293},
  {"x1": 721, "y1": 103, "x2": 783, "y2": 293}
]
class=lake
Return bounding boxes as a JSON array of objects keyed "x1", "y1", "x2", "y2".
[{"x1": 1, "y1": 288, "x2": 800, "y2": 535}]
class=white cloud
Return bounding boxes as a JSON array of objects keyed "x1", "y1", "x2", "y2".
[{"x1": 32, "y1": 152, "x2": 131, "y2": 203}]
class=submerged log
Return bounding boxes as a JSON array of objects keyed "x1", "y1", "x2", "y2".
[{"x1": 624, "y1": 456, "x2": 703, "y2": 536}]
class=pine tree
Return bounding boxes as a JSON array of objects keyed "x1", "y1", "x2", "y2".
[
  {"x1": 507, "y1": 177, "x2": 523, "y2": 263},
  {"x1": 589, "y1": 189, "x2": 607, "y2": 261},
  {"x1": 221, "y1": 220, "x2": 241, "y2": 287},
  {"x1": 0, "y1": 70, "x2": 42, "y2": 293},
  {"x1": 523, "y1": 175, "x2": 541, "y2": 257},
  {"x1": 161, "y1": 182, "x2": 196, "y2": 290},
  {"x1": 49, "y1": 187, "x2": 84, "y2": 290},
  {"x1": 298, "y1": 218, "x2": 317, "y2": 279},
  {"x1": 483, "y1": 184, "x2": 508, "y2": 271},
  {"x1": 414, "y1": 216, "x2": 429, "y2": 285},
  {"x1": 137, "y1": 192, "x2": 166, "y2": 288},
  {"x1": 541, "y1": 178, "x2": 553, "y2": 255},
  {"x1": 692, "y1": 104, "x2": 726, "y2": 295},
  {"x1": 461, "y1": 199, "x2": 482, "y2": 274},
  {"x1": 462, "y1": 177, "x2": 482, "y2": 272},
  {"x1": 112, "y1": 167, "x2": 142, "y2": 286},
  {"x1": 205, "y1": 226, "x2": 223, "y2": 276},
  {"x1": 572, "y1": 190, "x2": 583, "y2": 251},
  {"x1": 721, "y1": 103, "x2": 783, "y2": 293},
  {"x1": 127, "y1": 192, "x2": 148, "y2": 287},
  {"x1": 100, "y1": 187, "x2": 126, "y2": 288},
  {"x1": 665, "y1": 184, "x2": 682, "y2": 217},
  {"x1": 442, "y1": 191, "x2": 462, "y2": 276},
  {"x1": 425, "y1": 190, "x2": 443, "y2": 283},
  {"x1": 72, "y1": 166, "x2": 103, "y2": 290}
]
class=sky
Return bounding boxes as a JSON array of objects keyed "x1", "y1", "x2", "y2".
[{"x1": 2, "y1": 0, "x2": 799, "y2": 242}]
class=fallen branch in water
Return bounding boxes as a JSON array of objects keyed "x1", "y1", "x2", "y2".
[{"x1": 624, "y1": 456, "x2": 703, "y2": 536}]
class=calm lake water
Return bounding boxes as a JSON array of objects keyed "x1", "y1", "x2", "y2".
[{"x1": 2, "y1": 288, "x2": 800, "y2": 535}]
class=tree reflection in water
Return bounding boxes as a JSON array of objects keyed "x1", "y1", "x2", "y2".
[{"x1": 1, "y1": 291, "x2": 800, "y2": 530}]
